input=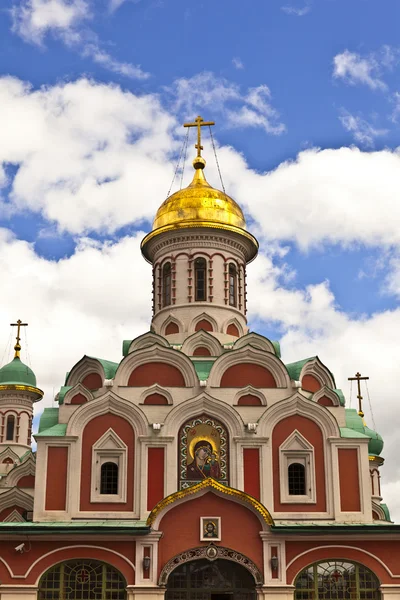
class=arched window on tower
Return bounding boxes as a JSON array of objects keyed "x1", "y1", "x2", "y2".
[
  {"x1": 229, "y1": 263, "x2": 237, "y2": 307},
  {"x1": 100, "y1": 462, "x2": 119, "y2": 495},
  {"x1": 195, "y1": 258, "x2": 207, "y2": 301},
  {"x1": 6, "y1": 415, "x2": 15, "y2": 442},
  {"x1": 288, "y1": 462, "x2": 306, "y2": 495},
  {"x1": 163, "y1": 262, "x2": 172, "y2": 307}
]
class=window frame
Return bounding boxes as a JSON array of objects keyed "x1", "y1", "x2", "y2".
[
  {"x1": 91, "y1": 429, "x2": 127, "y2": 503},
  {"x1": 279, "y1": 431, "x2": 316, "y2": 504},
  {"x1": 229, "y1": 263, "x2": 237, "y2": 307},
  {"x1": 5, "y1": 414, "x2": 15, "y2": 442},
  {"x1": 194, "y1": 257, "x2": 207, "y2": 302},
  {"x1": 162, "y1": 262, "x2": 172, "y2": 307}
]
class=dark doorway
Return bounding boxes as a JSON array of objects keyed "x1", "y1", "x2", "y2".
[{"x1": 166, "y1": 559, "x2": 256, "y2": 600}]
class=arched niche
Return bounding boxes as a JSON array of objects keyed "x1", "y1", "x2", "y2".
[
  {"x1": 181, "y1": 330, "x2": 222, "y2": 358},
  {"x1": 143, "y1": 393, "x2": 169, "y2": 405}
]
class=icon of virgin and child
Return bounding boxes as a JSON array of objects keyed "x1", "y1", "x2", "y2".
[{"x1": 186, "y1": 439, "x2": 222, "y2": 480}]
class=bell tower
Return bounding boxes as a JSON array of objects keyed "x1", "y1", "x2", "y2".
[
  {"x1": 0, "y1": 320, "x2": 42, "y2": 468},
  {"x1": 141, "y1": 117, "x2": 258, "y2": 345}
]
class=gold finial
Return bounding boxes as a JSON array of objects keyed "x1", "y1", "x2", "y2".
[
  {"x1": 10, "y1": 320, "x2": 28, "y2": 359},
  {"x1": 348, "y1": 372, "x2": 369, "y2": 418},
  {"x1": 183, "y1": 115, "x2": 215, "y2": 168}
]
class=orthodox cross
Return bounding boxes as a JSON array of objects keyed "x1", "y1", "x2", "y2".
[
  {"x1": 184, "y1": 115, "x2": 215, "y2": 158},
  {"x1": 348, "y1": 372, "x2": 369, "y2": 418},
  {"x1": 10, "y1": 319, "x2": 28, "y2": 358}
]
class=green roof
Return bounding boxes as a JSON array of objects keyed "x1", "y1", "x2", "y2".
[
  {"x1": 271, "y1": 341, "x2": 281, "y2": 358},
  {"x1": 334, "y1": 389, "x2": 346, "y2": 407},
  {"x1": 57, "y1": 386, "x2": 72, "y2": 405},
  {"x1": 344, "y1": 409, "x2": 384, "y2": 456},
  {"x1": 0, "y1": 520, "x2": 150, "y2": 535},
  {"x1": 340, "y1": 427, "x2": 370, "y2": 439},
  {"x1": 191, "y1": 359, "x2": 215, "y2": 381},
  {"x1": 35, "y1": 423, "x2": 67, "y2": 437},
  {"x1": 0, "y1": 357, "x2": 36, "y2": 387},
  {"x1": 285, "y1": 357, "x2": 317, "y2": 381},
  {"x1": 38, "y1": 408, "x2": 59, "y2": 433},
  {"x1": 381, "y1": 503, "x2": 392, "y2": 522},
  {"x1": 285, "y1": 356, "x2": 336, "y2": 387},
  {"x1": 271, "y1": 523, "x2": 399, "y2": 533},
  {"x1": 88, "y1": 357, "x2": 119, "y2": 379}
]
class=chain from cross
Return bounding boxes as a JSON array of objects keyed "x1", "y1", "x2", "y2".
[
  {"x1": 348, "y1": 372, "x2": 369, "y2": 417},
  {"x1": 183, "y1": 115, "x2": 215, "y2": 158},
  {"x1": 10, "y1": 319, "x2": 28, "y2": 358}
]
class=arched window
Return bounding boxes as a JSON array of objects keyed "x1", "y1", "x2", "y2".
[
  {"x1": 6, "y1": 415, "x2": 15, "y2": 441},
  {"x1": 163, "y1": 262, "x2": 172, "y2": 307},
  {"x1": 229, "y1": 263, "x2": 237, "y2": 307},
  {"x1": 288, "y1": 462, "x2": 306, "y2": 495},
  {"x1": 39, "y1": 560, "x2": 126, "y2": 600},
  {"x1": 195, "y1": 258, "x2": 207, "y2": 301},
  {"x1": 100, "y1": 462, "x2": 119, "y2": 495},
  {"x1": 295, "y1": 560, "x2": 381, "y2": 600}
]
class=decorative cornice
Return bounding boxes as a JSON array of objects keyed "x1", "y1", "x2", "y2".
[
  {"x1": 147, "y1": 477, "x2": 274, "y2": 527},
  {"x1": 158, "y1": 543, "x2": 263, "y2": 586},
  {"x1": 0, "y1": 385, "x2": 43, "y2": 399}
]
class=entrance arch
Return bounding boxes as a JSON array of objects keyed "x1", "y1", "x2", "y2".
[
  {"x1": 166, "y1": 558, "x2": 257, "y2": 600},
  {"x1": 38, "y1": 559, "x2": 126, "y2": 599},
  {"x1": 295, "y1": 559, "x2": 381, "y2": 600}
]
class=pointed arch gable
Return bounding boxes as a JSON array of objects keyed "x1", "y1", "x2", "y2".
[
  {"x1": 3, "y1": 508, "x2": 25, "y2": 522},
  {"x1": 163, "y1": 392, "x2": 243, "y2": 438},
  {"x1": 162, "y1": 315, "x2": 184, "y2": 337},
  {"x1": 0, "y1": 447, "x2": 20, "y2": 465},
  {"x1": 208, "y1": 347, "x2": 291, "y2": 389},
  {"x1": 223, "y1": 317, "x2": 244, "y2": 338},
  {"x1": 190, "y1": 313, "x2": 219, "y2": 334},
  {"x1": 181, "y1": 331, "x2": 222, "y2": 357},
  {"x1": 0, "y1": 487, "x2": 33, "y2": 513},
  {"x1": 66, "y1": 392, "x2": 148, "y2": 437},
  {"x1": 313, "y1": 386, "x2": 341, "y2": 407},
  {"x1": 147, "y1": 477, "x2": 273, "y2": 530},
  {"x1": 140, "y1": 384, "x2": 173, "y2": 405},
  {"x1": 66, "y1": 357, "x2": 105, "y2": 388},
  {"x1": 115, "y1": 345, "x2": 197, "y2": 388},
  {"x1": 234, "y1": 333, "x2": 279, "y2": 356},
  {"x1": 3, "y1": 454, "x2": 35, "y2": 487},
  {"x1": 258, "y1": 392, "x2": 340, "y2": 439},
  {"x1": 300, "y1": 357, "x2": 336, "y2": 390},
  {"x1": 234, "y1": 386, "x2": 267, "y2": 406},
  {"x1": 63, "y1": 383, "x2": 93, "y2": 405},
  {"x1": 125, "y1": 332, "x2": 170, "y2": 355}
]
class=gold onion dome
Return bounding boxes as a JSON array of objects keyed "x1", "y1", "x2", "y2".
[{"x1": 141, "y1": 156, "x2": 258, "y2": 262}]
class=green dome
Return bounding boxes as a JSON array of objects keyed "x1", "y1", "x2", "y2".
[
  {"x1": 0, "y1": 357, "x2": 37, "y2": 387},
  {"x1": 364, "y1": 425, "x2": 384, "y2": 456},
  {"x1": 344, "y1": 409, "x2": 384, "y2": 456}
]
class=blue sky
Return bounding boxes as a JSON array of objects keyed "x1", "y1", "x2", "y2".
[{"x1": 1, "y1": 0, "x2": 400, "y2": 515}]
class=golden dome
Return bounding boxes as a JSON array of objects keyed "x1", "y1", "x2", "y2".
[
  {"x1": 141, "y1": 156, "x2": 258, "y2": 262},
  {"x1": 153, "y1": 157, "x2": 246, "y2": 232}
]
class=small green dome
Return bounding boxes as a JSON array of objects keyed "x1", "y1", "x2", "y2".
[
  {"x1": 0, "y1": 357, "x2": 37, "y2": 387},
  {"x1": 364, "y1": 425, "x2": 384, "y2": 456}
]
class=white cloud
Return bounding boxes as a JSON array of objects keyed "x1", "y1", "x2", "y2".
[
  {"x1": 281, "y1": 1, "x2": 312, "y2": 16},
  {"x1": 246, "y1": 253, "x2": 400, "y2": 520},
  {"x1": 339, "y1": 110, "x2": 388, "y2": 147},
  {"x1": 10, "y1": 0, "x2": 149, "y2": 79},
  {"x1": 333, "y1": 50, "x2": 387, "y2": 91},
  {"x1": 0, "y1": 77, "x2": 175, "y2": 234},
  {"x1": 232, "y1": 57, "x2": 244, "y2": 70},
  {"x1": 11, "y1": 0, "x2": 90, "y2": 45},
  {"x1": 215, "y1": 144, "x2": 400, "y2": 251},
  {"x1": 83, "y1": 45, "x2": 149, "y2": 80},
  {"x1": 168, "y1": 72, "x2": 286, "y2": 136},
  {"x1": 0, "y1": 228, "x2": 151, "y2": 401}
]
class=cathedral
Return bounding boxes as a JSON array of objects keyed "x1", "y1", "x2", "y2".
[{"x1": 0, "y1": 117, "x2": 399, "y2": 600}]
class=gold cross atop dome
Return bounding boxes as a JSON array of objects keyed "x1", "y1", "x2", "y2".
[
  {"x1": 184, "y1": 115, "x2": 215, "y2": 167},
  {"x1": 10, "y1": 319, "x2": 28, "y2": 358},
  {"x1": 348, "y1": 372, "x2": 369, "y2": 418}
]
